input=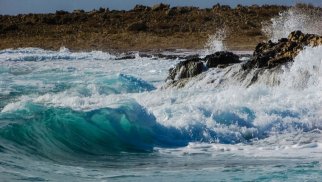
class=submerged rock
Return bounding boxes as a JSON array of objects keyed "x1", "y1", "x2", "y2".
[{"x1": 244, "y1": 31, "x2": 322, "y2": 69}]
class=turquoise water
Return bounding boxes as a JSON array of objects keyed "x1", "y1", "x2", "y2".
[{"x1": 1, "y1": 48, "x2": 322, "y2": 181}]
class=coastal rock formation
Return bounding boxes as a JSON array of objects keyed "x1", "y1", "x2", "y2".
[
  {"x1": 205, "y1": 51, "x2": 240, "y2": 68},
  {"x1": 244, "y1": 31, "x2": 322, "y2": 69},
  {"x1": 166, "y1": 51, "x2": 240, "y2": 83},
  {"x1": 167, "y1": 58, "x2": 204, "y2": 81},
  {"x1": 165, "y1": 31, "x2": 322, "y2": 88}
]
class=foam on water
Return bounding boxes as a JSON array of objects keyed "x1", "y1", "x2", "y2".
[
  {"x1": 1, "y1": 46, "x2": 322, "y2": 148},
  {"x1": 0, "y1": 47, "x2": 115, "y2": 61},
  {"x1": 1, "y1": 46, "x2": 322, "y2": 181}
]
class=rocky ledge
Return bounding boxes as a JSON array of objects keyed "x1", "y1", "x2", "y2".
[
  {"x1": 243, "y1": 30, "x2": 322, "y2": 69},
  {"x1": 166, "y1": 51, "x2": 240, "y2": 86},
  {"x1": 165, "y1": 31, "x2": 322, "y2": 88}
]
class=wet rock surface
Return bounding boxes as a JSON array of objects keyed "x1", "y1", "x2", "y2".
[
  {"x1": 166, "y1": 51, "x2": 240, "y2": 84},
  {"x1": 167, "y1": 57, "x2": 204, "y2": 81},
  {"x1": 244, "y1": 31, "x2": 322, "y2": 69},
  {"x1": 205, "y1": 51, "x2": 240, "y2": 68},
  {"x1": 165, "y1": 31, "x2": 322, "y2": 88}
]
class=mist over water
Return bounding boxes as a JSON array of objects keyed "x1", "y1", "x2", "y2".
[{"x1": 1, "y1": 7, "x2": 322, "y2": 182}]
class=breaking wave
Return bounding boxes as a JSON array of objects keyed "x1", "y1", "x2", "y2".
[{"x1": 262, "y1": 5, "x2": 322, "y2": 41}]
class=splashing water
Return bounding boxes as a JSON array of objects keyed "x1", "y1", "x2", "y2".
[
  {"x1": 262, "y1": 6, "x2": 322, "y2": 41},
  {"x1": 203, "y1": 28, "x2": 227, "y2": 55},
  {"x1": 1, "y1": 44, "x2": 322, "y2": 180},
  {"x1": 281, "y1": 46, "x2": 322, "y2": 89}
]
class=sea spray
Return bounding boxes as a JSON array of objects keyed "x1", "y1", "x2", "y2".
[
  {"x1": 280, "y1": 45, "x2": 322, "y2": 89},
  {"x1": 203, "y1": 28, "x2": 227, "y2": 55},
  {"x1": 262, "y1": 5, "x2": 322, "y2": 41}
]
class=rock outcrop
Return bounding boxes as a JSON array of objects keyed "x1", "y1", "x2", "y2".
[
  {"x1": 244, "y1": 31, "x2": 322, "y2": 69},
  {"x1": 167, "y1": 58, "x2": 204, "y2": 81},
  {"x1": 205, "y1": 51, "x2": 240, "y2": 68},
  {"x1": 166, "y1": 51, "x2": 240, "y2": 83},
  {"x1": 165, "y1": 31, "x2": 322, "y2": 88}
]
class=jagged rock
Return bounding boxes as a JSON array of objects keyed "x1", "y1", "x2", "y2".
[
  {"x1": 165, "y1": 51, "x2": 241, "y2": 84},
  {"x1": 244, "y1": 31, "x2": 322, "y2": 69},
  {"x1": 204, "y1": 51, "x2": 240, "y2": 68},
  {"x1": 167, "y1": 58, "x2": 204, "y2": 81}
]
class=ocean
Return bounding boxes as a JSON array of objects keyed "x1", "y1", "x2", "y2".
[{"x1": 0, "y1": 45, "x2": 322, "y2": 181}]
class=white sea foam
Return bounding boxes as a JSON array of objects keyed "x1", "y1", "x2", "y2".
[
  {"x1": 1, "y1": 46, "x2": 322, "y2": 148},
  {"x1": 0, "y1": 47, "x2": 115, "y2": 62}
]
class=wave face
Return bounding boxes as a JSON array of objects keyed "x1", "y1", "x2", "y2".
[
  {"x1": 0, "y1": 102, "x2": 183, "y2": 158},
  {"x1": 1, "y1": 47, "x2": 322, "y2": 181}
]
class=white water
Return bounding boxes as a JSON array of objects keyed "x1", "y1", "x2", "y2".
[
  {"x1": 1, "y1": 45, "x2": 322, "y2": 148},
  {"x1": 1, "y1": 46, "x2": 322, "y2": 181},
  {"x1": 262, "y1": 7, "x2": 322, "y2": 41},
  {"x1": 203, "y1": 28, "x2": 227, "y2": 55}
]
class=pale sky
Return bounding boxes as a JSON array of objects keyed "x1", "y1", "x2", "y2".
[{"x1": 0, "y1": 0, "x2": 321, "y2": 15}]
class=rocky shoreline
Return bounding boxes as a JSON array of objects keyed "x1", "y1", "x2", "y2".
[
  {"x1": 0, "y1": 4, "x2": 291, "y2": 52},
  {"x1": 165, "y1": 31, "x2": 322, "y2": 88}
]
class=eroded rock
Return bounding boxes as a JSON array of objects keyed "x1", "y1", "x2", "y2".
[
  {"x1": 204, "y1": 51, "x2": 240, "y2": 68},
  {"x1": 244, "y1": 31, "x2": 322, "y2": 69},
  {"x1": 166, "y1": 51, "x2": 240, "y2": 84},
  {"x1": 167, "y1": 57, "x2": 204, "y2": 81}
]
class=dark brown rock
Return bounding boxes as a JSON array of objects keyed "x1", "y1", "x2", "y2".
[
  {"x1": 167, "y1": 58, "x2": 204, "y2": 81},
  {"x1": 244, "y1": 31, "x2": 322, "y2": 69},
  {"x1": 166, "y1": 51, "x2": 240, "y2": 83},
  {"x1": 204, "y1": 51, "x2": 240, "y2": 68}
]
